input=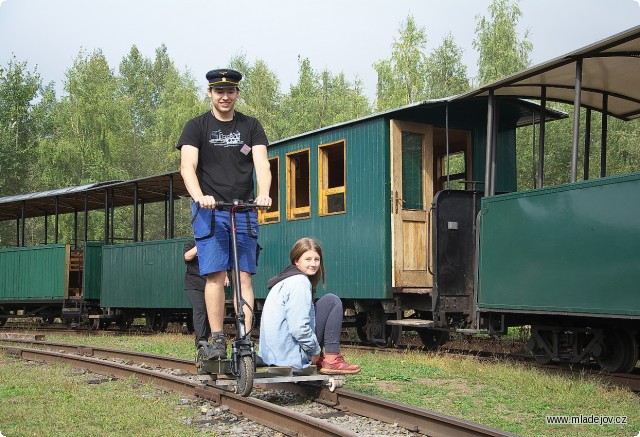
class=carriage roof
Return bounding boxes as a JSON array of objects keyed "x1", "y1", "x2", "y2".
[{"x1": 457, "y1": 25, "x2": 640, "y2": 120}]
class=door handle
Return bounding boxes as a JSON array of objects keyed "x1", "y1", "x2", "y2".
[{"x1": 392, "y1": 191, "x2": 404, "y2": 214}]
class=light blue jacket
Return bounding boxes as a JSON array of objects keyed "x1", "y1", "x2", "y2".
[{"x1": 259, "y1": 274, "x2": 322, "y2": 369}]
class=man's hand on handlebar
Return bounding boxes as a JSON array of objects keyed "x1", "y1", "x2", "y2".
[
  {"x1": 253, "y1": 195, "x2": 272, "y2": 209},
  {"x1": 195, "y1": 195, "x2": 217, "y2": 209}
]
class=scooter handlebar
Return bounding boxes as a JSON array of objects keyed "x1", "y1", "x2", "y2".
[{"x1": 215, "y1": 200, "x2": 259, "y2": 208}]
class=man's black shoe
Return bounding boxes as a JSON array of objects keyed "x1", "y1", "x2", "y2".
[{"x1": 207, "y1": 335, "x2": 227, "y2": 360}]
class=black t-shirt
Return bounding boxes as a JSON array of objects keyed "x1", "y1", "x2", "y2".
[
  {"x1": 176, "y1": 110, "x2": 269, "y2": 202},
  {"x1": 183, "y1": 241, "x2": 206, "y2": 291}
]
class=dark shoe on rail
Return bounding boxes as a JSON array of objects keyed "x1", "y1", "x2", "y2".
[{"x1": 207, "y1": 335, "x2": 227, "y2": 360}]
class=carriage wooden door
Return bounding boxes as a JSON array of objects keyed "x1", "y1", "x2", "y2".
[{"x1": 390, "y1": 120, "x2": 434, "y2": 288}]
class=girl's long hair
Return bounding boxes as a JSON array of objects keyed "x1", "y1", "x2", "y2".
[{"x1": 289, "y1": 237, "x2": 326, "y2": 290}]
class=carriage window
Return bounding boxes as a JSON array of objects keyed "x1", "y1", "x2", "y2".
[
  {"x1": 438, "y1": 152, "x2": 467, "y2": 190},
  {"x1": 402, "y1": 132, "x2": 424, "y2": 210},
  {"x1": 259, "y1": 157, "x2": 280, "y2": 224},
  {"x1": 318, "y1": 140, "x2": 346, "y2": 215},
  {"x1": 286, "y1": 149, "x2": 310, "y2": 220}
]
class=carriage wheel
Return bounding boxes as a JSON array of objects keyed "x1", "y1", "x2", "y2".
[
  {"x1": 417, "y1": 328, "x2": 450, "y2": 350},
  {"x1": 148, "y1": 313, "x2": 169, "y2": 332},
  {"x1": 118, "y1": 316, "x2": 134, "y2": 331},
  {"x1": 358, "y1": 309, "x2": 401, "y2": 348},
  {"x1": 0, "y1": 308, "x2": 7, "y2": 327},
  {"x1": 88, "y1": 318, "x2": 101, "y2": 331},
  {"x1": 617, "y1": 330, "x2": 638, "y2": 374},
  {"x1": 156, "y1": 313, "x2": 169, "y2": 332},
  {"x1": 99, "y1": 319, "x2": 112, "y2": 330},
  {"x1": 236, "y1": 355, "x2": 254, "y2": 397},
  {"x1": 596, "y1": 330, "x2": 629, "y2": 373}
]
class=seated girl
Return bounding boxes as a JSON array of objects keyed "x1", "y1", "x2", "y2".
[{"x1": 259, "y1": 237, "x2": 360, "y2": 374}]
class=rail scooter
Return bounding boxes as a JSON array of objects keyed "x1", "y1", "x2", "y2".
[
  {"x1": 193, "y1": 199, "x2": 257, "y2": 397},
  {"x1": 193, "y1": 200, "x2": 345, "y2": 395}
]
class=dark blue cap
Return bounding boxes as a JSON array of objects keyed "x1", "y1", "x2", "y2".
[{"x1": 206, "y1": 69, "x2": 242, "y2": 88}]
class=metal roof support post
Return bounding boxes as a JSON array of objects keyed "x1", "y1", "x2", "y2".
[
  {"x1": 104, "y1": 190, "x2": 109, "y2": 244},
  {"x1": 445, "y1": 103, "x2": 450, "y2": 189},
  {"x1": 538, "y1": 86, "x2": 546, "y2": 188},
  {"x1": 20, "y1": 201, "x2": 25, "y2": 247},
  {"x1": 571, "y1": 59, "x2": 583, "y2": 182},
  {"x1": 73, "y1": 209, "x2": 78, "y2": 249},
  {"x1": 16, "y1": 217, "x2": 20, "y2": 247},
  {"x1": 484, "y1": 90, "x2": 496, "y2": 196},
  {"x1": 133, "y1": 182, "x2": 139, "y2": 242},
  {"x1": 601, "y1": 94, "x2": 608, "y2": 177},
  {"x1": 164, "y1": 193, "x2": 168, "y2": 240},
  {"x1": 44, "y1": 213, "x2": 48, "y2": 245},
  {"x1": 140, "y1": 202, "x2": 145, "y2": 242},
  {"x1": 169, "y1": 175, "x2": 175, "y2": 239},
  {"x1": 110, "y1": 194, "x2": 115, "y2": 244},
  {"x1": 54, "y1": 196, "x2": 59, "y2": 244},
  {"x1": 84, "y1": 192, "x2": 88, "y2": 243},
  {"x1": 531, "y1": 113, "x2": 536, "y2": 188},
  {"x1": 490, "y1": 102, "x2": 499, "y2": 194},
  {"x1": 584, "y1": 108, "x2": 591, "y2": 180}
]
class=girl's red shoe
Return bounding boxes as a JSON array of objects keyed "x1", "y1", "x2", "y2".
[{"x1": 319, "y1": 355, "x2": 361, "y2": 374}]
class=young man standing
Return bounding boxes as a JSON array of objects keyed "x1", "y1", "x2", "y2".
[{"x1": 177, "y1": 69, "x2": 271, "y2": 359}]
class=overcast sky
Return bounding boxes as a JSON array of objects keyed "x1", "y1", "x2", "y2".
[{"x1": 1, "y1": 0, "x2": 639, "y2": 100}]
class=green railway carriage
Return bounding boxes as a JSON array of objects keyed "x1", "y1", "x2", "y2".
[
  {"x1": 252, "y1": 97, "x2": 554, "y2": 344},
  {"x1": 476, "y1": 172, "x2": 640, "y2": 372},
  {"x1": 98, "y1": 237, "x2": 193, "y2": 330},
  {"x1": 0, "y1": 173, "x2": 193, "y2": 330},
  {"x1": 0, "y1": 243, "x2": 102, "y2": 327},
  {"x1": 478, "y1": 172, "x2": 640, "y2": 316},
  {"x1": 462, "y1": 25, "x2": 640, "y2": 373},
  {"x1": 0, "y1": 244, "x2": 81, "y2": 325}
]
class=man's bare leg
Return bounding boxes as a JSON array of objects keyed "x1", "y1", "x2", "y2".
[
  {"x1": 205, "y1": 271, "x2": 228, "y2": 333},
  {"x1": 231, "y1": 270, "x2": 255, "y2": 335}
]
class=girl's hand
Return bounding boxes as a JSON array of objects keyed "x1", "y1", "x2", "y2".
[{"x1": 311, "y1": 353, "x2": 322, "y2": 365}]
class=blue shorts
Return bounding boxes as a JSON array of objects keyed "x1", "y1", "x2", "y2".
[{"x1": 191, "y1": 202, "x2": 259, "y2": 276}]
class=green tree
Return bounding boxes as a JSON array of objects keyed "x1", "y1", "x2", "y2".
[
  {"x1": 151, "y1": 67, "x2": 203, "y2": 174},
  {"x1": 0, "y1": 57, "x2": 42, "y2": 196},
  {"x1": 229, "y1": 54, "x2": 284, "y2": 141},
  {"x1": 473, "y1": 0, "x2": 532, "y2": 86},
  {"x1": 425, "y1": 33, "x2": 470, "y2": 99},
  {"x1": 38, "y1": 49, "x2": 129, "y2": 188},
  {"x1": 474, "y1": 0, "x2": 534, "y2": 190},
  {"x1": 279, "y1": 57, "x2": 371, "y2": 138},
  {"x1": 119, "y1": 44, "x2": 199, "y2": 177},
  {"x1": 374, "y1": 15, "x2": 429, "y2": 111}
]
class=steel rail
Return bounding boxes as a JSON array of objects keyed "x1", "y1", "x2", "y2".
[
  {"x1": 258, "y1": 382, "x2": 518, "y2": 437},
  {"x1": 2, "y1": 338, "x2": 196, "y2": 373},
  {"x1": 4, "y1": 336, "x2": 638, "y2": 393},
  {"x1": 0, "y1": 340, "x2": 518, "y2": 436},
  {"x1": 0, "y1": 344, "x2": 356, "y2": 437}
]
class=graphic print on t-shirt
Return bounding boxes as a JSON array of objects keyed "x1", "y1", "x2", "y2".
[{"x1": 209, "y1": 129, "x2": 242, "y2": 147}]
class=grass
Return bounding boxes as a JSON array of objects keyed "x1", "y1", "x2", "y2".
[
  {"x1": 0, "y1": 352, "x2": 202, "y2": 437},
  {"x1": 1, "y1": 330, "x2": 639, "y2": 437}
]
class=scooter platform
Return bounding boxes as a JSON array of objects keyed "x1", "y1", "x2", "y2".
[{"x1": 195, "y1": 360, "x2": 345, "y2": 392}]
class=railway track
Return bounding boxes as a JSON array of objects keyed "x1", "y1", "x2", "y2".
[
  {"x1": 342, "y1": 341, "x2": 640, "y2": 394},
  {"x1": 0, "y1": 335, "x2": 516, "y2": 437},
  {"x1": 3, "y1": 327, "x2": 638, "y2": 393}
]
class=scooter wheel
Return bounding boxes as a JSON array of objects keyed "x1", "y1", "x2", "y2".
[{"x1": 236, "y1": 355, "x2": 254, "y2": 397}]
